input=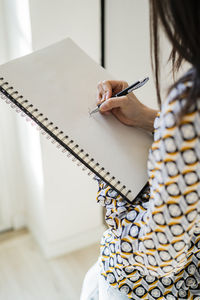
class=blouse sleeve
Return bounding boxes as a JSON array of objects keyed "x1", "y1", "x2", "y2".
[{"x1": 96, "y1": 87, "x2": 200, "y2": 277}]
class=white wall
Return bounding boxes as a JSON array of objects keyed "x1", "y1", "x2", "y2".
[
  {"x1": 26, "y1": 0, "x2": 104, "y2": 257},
  {"x1": 105, "y1": 0, "x2": 189, "y2": 110},
  {"x1": 0, "y1": 0, "x2": 11, "y2": 231},
  {"x1": 0, "y1": 0, "x2": 7, "y2": 63},
  {"x1": 105, "y1": 0, "x2": 157, "y2": 108},
  {"x1": 0, "y1": 0, "x2": 33, "y2": 231},
  {"x1": 2, "y1": 0, "x2": 32, "y2": 59},
  {"x1": 0, "y1": 0, "x2": 103, "y2": 256},
  {"x1": 29, "y1": 0, "x2": 101, "y2": 63}
]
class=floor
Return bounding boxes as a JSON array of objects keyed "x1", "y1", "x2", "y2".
[{"x1": 0, "y1": 229, "x2": 100, "y2": 300}]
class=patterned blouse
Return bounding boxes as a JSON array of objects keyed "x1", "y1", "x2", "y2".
[{"x1": 95, "y1": 80, "x2": 200, "y2": 300}]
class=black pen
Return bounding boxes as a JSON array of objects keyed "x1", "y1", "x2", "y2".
[{"x1": 90, "y1": 77, "x2": 149, "y2": 115}]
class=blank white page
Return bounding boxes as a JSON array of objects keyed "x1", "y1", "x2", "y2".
[{"x1": 0, "y1": 38, "x2": 153, "y2": 202}]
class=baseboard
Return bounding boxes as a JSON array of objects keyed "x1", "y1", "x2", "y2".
[{"x1": 29, "y1": 224, "x2": 106, "y2": 259}]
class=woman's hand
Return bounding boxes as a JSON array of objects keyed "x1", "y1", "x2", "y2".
[{"x1": 97, "y1": 80, "x2": 158, "y2": 132}]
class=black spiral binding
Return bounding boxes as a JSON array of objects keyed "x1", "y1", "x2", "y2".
[{"x1": 0, "y1": 77, "x2": 148, "y2": 204}]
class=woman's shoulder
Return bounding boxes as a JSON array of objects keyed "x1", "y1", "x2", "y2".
[
  {"x1": 163, "y1": 68, "x2": 199, "y2": 114},
  {"x1": 164, "y1": 80, "x2": 193, "y2": 113},
  {"x1": 155, "y1": 70, "x2": 200, "y2": 140}
]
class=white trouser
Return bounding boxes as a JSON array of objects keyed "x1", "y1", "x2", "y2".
[{"x1": 80, "y1": 259, "x2": 129, "y2": 300}]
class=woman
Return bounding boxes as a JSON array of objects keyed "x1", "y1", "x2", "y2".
[{"x1": 81, "y1": 1, "x2": 200, "y2": 299}]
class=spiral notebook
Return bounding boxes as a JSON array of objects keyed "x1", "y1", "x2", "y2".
[{"x1": 0, "y1": 38, "x2": 153, "y2": 203}]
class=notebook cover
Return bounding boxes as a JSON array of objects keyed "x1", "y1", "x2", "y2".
[{"x1": 0, "y1": 38, "x2": 153, "y2": 203}]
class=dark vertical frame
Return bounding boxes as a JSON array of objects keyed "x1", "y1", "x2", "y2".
[
  {"x1": 100, "y1": 0, "x2": 105, "y2": 67},
  {"x1": 101, "y1": 0, "x2": 107, "y2": 225}
]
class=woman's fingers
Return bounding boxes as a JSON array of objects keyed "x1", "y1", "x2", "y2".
[
  {"x1": 105, "y1": 80, "x2": 128, "y2": 92},
  {"x1": 96, "y1": 83, "x2": 103, "y2": 103},
  {"x1": 97, "y1": 81, "x2": 112, "y2": 104},
  {"x1": 99, "y1": 96, "x2": 128, "y2": 112},
  {"x1": 96, "y1": 80, "x2": 128, "y2": 105}
]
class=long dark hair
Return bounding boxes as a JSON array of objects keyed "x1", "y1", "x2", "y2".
[{"x1": 149, "y1": 0, "x2": 200, "y2": 119}]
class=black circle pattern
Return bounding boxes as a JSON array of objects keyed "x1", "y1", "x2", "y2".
[{"x1": 96, "y1": 82, "x2": 200, "y2": 299}]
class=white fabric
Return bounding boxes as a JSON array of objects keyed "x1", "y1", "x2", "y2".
[
  {"x1": 80, "y1": 261, "x2": 99, "y2": 300},
  {"x1": 80, "y1": 259, "x2": 129, "y2": 300}
]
